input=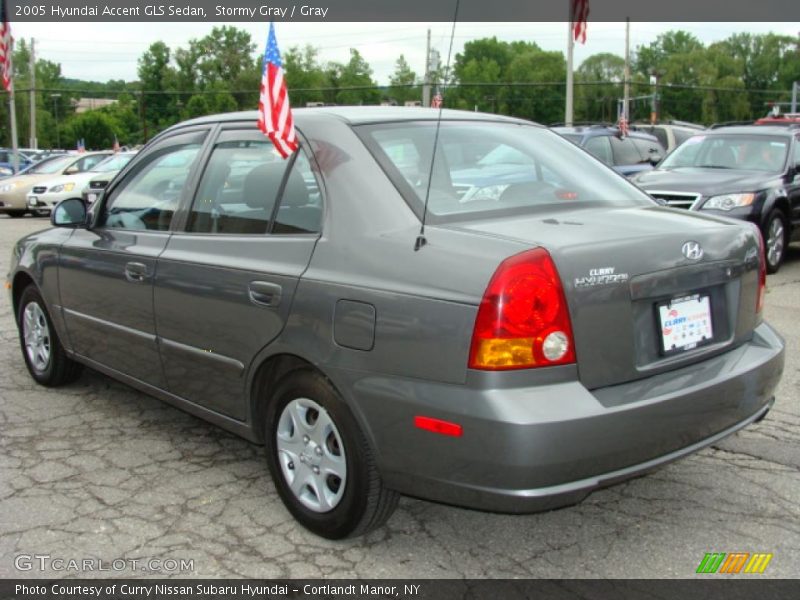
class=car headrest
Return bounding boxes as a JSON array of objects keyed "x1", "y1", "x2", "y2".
[{"x1": 242, "y1": 162, "x2": 285, "y2": 209}]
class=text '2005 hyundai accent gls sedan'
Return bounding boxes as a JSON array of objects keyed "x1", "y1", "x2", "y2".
[{"x1": 7, "y1": 108, "x2": 785, "y2": 539}]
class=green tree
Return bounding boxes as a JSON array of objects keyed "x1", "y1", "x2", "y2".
[
  {"x1": 576, "y1": 53, "x2": 625, "y2": 122},
  {"x1": 283, "y1": 45, "x2": 329, "y2": 106},
  {"x1": 61, "y1": 111, "x2": 118, "y2": 149},
  {"x1": 388, "y1": 54, "x2": 418, "y2": 104},
  {"x1": 331, "y1": 49, "x2": 380, "y2": 105}
]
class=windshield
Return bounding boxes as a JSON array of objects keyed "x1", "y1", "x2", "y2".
[
  {"x1": 28, "y1": 155, "x2": 76, "y2": 174},
  {"x1": 358, "y1": 121, "x2": 653, "y2": 222},
  {"x1": 91, "y1": 153, "x2": 135, "y2": 172},
  {"x1": 660, "y1": 134, "x2": 788, "y2": 172}
]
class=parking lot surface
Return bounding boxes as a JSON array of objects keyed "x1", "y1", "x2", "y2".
[{"x1": 1, "y1": 214, "x2": 798, "y2": 578}]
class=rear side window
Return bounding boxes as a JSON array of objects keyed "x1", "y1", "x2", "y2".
[
  {"x1": 188, "y1": 134, "x2": 322, "y2": 235},
  {"x1": 583, "y1": 136, "x2": 612, "y2": 165},
  {"x1": 673, "y1": 128, "x2": 694, "y2": 146},
  {"x1": 610, "y1": 136, "x2": 645, "y2": 165}
]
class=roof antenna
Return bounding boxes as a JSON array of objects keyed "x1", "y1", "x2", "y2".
[{"x1": 415, "y1": 0, "x2": 460, "y2": 251}]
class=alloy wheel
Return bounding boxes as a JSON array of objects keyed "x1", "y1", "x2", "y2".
[{"x1": 22, "y1": 302, "x2": 51, "y2": 372}]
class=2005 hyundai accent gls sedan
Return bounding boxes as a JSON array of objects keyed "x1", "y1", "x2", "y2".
[{"x1": 7, "y1": 108, "x2": 785, "y2": 538}]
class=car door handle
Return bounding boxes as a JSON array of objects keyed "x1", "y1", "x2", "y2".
[
  {"x1": 248, "y1": 281, "x2": 282, "y2": 307},
  {"x1": 124, "y1": 262, "x2": 148, "y2": 283}
]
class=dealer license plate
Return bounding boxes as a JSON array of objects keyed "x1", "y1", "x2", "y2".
[{"x1": 658, "y1": 294, "x2": 713, "y2": 354}]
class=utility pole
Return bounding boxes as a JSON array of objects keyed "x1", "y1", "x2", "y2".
[
  {"x1": 29, "y1": 38, "x2": 37, "y2": 149},
  {"x1": 422, "y1": 29, "x2": 431, "y2": 107},
  {"x1": 792, "y1": 81, "x2": 798, "y2": 113},
  {"x1": 51, "y1": 94, "x2": 61, "y2": 148},
  {"x1": 623, "y1": 18, "x2": 630, "y2": 123}
]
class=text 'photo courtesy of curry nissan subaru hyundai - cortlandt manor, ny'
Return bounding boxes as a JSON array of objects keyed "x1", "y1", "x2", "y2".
[{"x1": 7, "y1": 107, "x2": 785, "y2": 539}]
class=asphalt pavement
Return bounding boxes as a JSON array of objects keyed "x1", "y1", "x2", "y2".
[{"x1": 0, "y1": 214, "x2": 798, "y2": 578}]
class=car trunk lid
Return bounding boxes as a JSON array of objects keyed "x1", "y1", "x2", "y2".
[{"x1": 444, "y1": 205, "x2": 762, "y2": 389}]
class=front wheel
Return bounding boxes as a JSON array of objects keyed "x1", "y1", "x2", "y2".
[
  {"x1": 763, "y1": 209, "x2": 788, "y2": 274},
  {"x1": 17, "y1": 286, "x2": 83, "y2": 386},
  {"x1": 264, "y1": 369, "x2": 398, "y2": 539}
]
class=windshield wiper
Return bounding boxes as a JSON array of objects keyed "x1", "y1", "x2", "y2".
[{"x1": 695, "y1": 164, "x2": 733, "y2": 169}]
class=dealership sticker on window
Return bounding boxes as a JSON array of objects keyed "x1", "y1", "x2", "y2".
[{"x1": 658, "y1": 294, "x2": 713, "y2": 353}]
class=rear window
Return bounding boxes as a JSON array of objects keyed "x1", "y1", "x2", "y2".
[{"x1": 357, "y1": 121, "x2": 653, "y2": 222}]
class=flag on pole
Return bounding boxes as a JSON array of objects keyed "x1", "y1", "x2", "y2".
[
  {"x1": 617, "y1": 116, "x2": 629, "y2": 138},
  {"x1": 1, "y1": 0, "x2": 13, "y2": 92},
  {"x1": 431, "y1": 92, "x2": 443, "y2": 108},
  {"x1": 112, "y1": 135, "x2": 120, "y2": 152},
  {"x1": 257, "y1": 22, "x2": 298, "y2": 159},
  {"x1": 571, "y1": 0, "x2": 589, "y2": 44},
  {"x1": 77, "y1": 138, "x2": 85, "y2": 153}
]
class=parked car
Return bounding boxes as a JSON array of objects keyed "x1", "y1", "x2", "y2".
[
  {"x1": 0, "y1": 148, "x2": 33, "y2": 175},
  {"x1": 8, "y1": 108, "x2": 784, "y2": 539},
  {"x1": 28, "y1": 152, "x2": 137, "y2": 216},
  {"x1": 632, "y1": 121, "x2": 705, "y2": 152},
  {"x1": 80, "y1": 151, "x2": 138, "y2": 206},
  {"x1": 0, "y1": 152, "x2": 111, "y2": 217},
  {"x1": 632, "y1": 125, "x2": 800, "y2": 273},
  {"x1": 552, "y1": 125, "x2": 665, "y2": 177}
]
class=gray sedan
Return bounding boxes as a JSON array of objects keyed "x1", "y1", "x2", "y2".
[{"x1": 6, "y1": 108, "x2": 785, "y2": 539}]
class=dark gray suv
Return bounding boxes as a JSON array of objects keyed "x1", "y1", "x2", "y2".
[{"x1": 8, "y1": 108, "x2": 784, "y2": 538}]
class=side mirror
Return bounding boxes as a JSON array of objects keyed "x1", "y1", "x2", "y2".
[
  {"x1": 63, "y1": 166, "x2": 79, "y2": 175},
  {"x1": 51, "y1": 198, "x2": 88, "y2": 228}
]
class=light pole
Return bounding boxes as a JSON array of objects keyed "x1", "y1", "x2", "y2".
[{"x1": 51, "y1": 94, "x2": 61, "y2": 149}]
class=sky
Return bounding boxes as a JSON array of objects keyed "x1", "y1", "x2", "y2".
[{"x1": 9, "y1": 21, "x2": 800, "y2": 86}]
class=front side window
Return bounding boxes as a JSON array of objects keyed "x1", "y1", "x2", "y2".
[
  {"x1": 100, "y1": 133, "x2": 205, "y2": 231},
  {"x1": 358, "y1": 121, "x2": 653, "y2": 222}
]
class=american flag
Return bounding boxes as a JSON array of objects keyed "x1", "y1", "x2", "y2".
[
  {"x1": 1, "y1": 0, "x2": 13, "y2": 92},
  {"x1": 112, "y1": 135, "x2": 120, "y2": 153},
  {"x1": 431, "y1": 92, "x2": 443, "y2": 109},
  {"x1": 617, "y1": 116, "x2": 629, "y2": 138},
  {"x1": 257, "y1": 22, "x2": 298, "y2": 159},
  {"x1": 76, "y1": 138, "x2": 85, "y2": 153},
  {"x1": 571, "y1": 0, "x2": 589, "y2": 44}
]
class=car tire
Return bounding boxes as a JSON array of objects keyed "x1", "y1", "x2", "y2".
[
  {"x1": 763, "y1": 209, "x2": 788, "y2": 274},
  {"x1": 6, "y1": 210, "x2": 27, "y2": 218},
  {"x1": 32, "y1": 209, "x2": 51, "y2": 218},
  {"x1": 17, "y1": 286, "x2": 83, "y2": 386},
  {"x1": 264, "y1": 368, "x2": 399, "y2": 539}
]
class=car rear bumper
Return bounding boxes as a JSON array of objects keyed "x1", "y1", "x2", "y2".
[{"x1": 342, "y1": 321, "x2": 784, "y2": 513}]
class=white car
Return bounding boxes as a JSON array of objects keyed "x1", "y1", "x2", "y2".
[{"x1": 25, "y1": 152, "x2": 113, "y2": 215}]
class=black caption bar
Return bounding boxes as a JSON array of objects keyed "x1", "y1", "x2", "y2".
[
  {"x1": 8, "y1": 0, "x2": 800, "y2": 22},
  {"x1": 0, "y1": 580, "x2": 795, "y2": 600}
]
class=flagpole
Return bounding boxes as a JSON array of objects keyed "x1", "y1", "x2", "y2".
[
  {"x1": 565, "y1": 18, "x2": 574, "y2": 126},
  {"x1": 8, "y1": 84, "x2": 18, "y2": 173}
]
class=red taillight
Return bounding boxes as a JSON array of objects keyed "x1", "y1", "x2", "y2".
[
  {"x1": 755, "y1": 229, "x2": 766, "y2": 315},
  {"x1": 469, "y1": 248, "x2": 576, "y2": 370}
]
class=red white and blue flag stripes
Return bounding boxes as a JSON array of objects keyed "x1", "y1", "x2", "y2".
[
  {"x1": 1, "y1": 0, "x2": 13, "y2": 92},
  {"x1": 257, "y1": 22, "x2": 298, "y2": 159}
]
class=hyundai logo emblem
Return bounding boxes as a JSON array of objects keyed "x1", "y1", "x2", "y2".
[{"x1": 682, "y1": 241, "x2": 704, "y2": 261}]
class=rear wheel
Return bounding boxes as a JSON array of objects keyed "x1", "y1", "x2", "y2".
[
  {"x1": 264, "y1": 369, "x2": 398, "y2": 539},
  {"x1": 5, "y1": 210, "x2": 27, "y2": 218},
  {"x1": 18, "y1": 286, "x2": 83, "y2": 386},
  {"x1": 763, "y1": 209, "x2": 788, "y2": 274}
]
